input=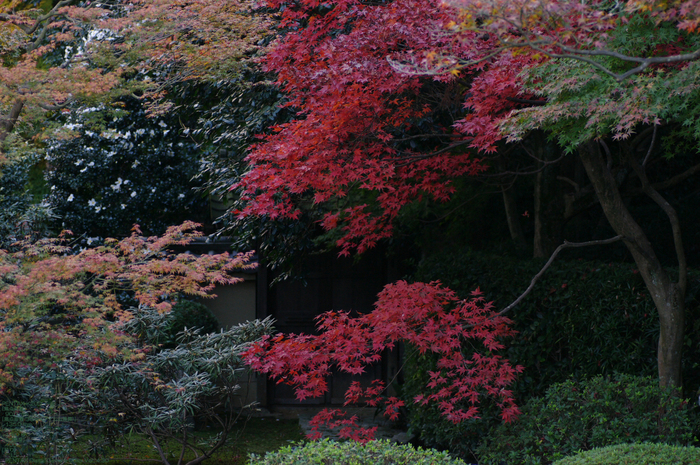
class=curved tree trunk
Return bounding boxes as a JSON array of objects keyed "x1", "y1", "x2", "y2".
[
  {"x1": 0, "y1": 99, "x2": 24, "y2": 152},
  {"x1": 578, "y1": 141, "x2": 685, "y2": 388}
]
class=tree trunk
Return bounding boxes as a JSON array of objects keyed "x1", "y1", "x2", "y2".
[
  {"x1": 501, "y1": 184, "x2": 527, "y2": 249},
  {"x1": 0, "y1": 99, "x2": 24, "y2": 152},
  {"x1": 578, "y1": 141, "x2": 685, "y2": 388}
]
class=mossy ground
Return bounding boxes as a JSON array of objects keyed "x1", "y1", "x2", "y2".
[{"x1": 8, "y1": 417, "x2": 304, "y2": 465}]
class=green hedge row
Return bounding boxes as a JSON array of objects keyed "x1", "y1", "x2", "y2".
[
  {"x1": 553, "y1": 443, "x2": 700, "y2": 465},
  {"x1": 249, "y1": 439, "x2": 467, "y2": 465},
  {"x1": 477, "y1": 374, "x2": 695, "y2": 464}
]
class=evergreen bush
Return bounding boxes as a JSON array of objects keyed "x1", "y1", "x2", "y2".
[
  {"x1": 476, "y1": 374, "x2": 694, "y2": 465},
  {"x1": 249, "y1": 439, "x2": 467, "y2": 465},
  {"x1": 553, "y1": 443, "x2": 700, "y2": 465},
  {"x1": 45, "y1": 97, "x2": 207, "y2": 238}
]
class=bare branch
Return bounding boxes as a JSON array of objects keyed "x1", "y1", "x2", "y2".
[
  {"x1": 0, "y1": 99, "x2": 25, "y2": 149},
  {"x1": 505, "y1": 96, "x2": 547, "y2": 106},
  {"x1": 390, "y1": 139, "x2": 474, "y2": 166},
  {"x1": 642, "y1": 125, "x2": 657, "y2": 167},
  {"x1": 497, "y1": 235, "x2": 624, "y2": 317},
  {"x1": 391, "y1": 133, "x2": 464, "y2": 142},
  {"x1": 651, "y1": 161, "x2": 700, "y2": 192},
  {"x1": 558, "y1": 44, "x2": 700, "y2": 66},
  {"x1": 556, "y1": 175, "x2": 580, "y2": 192},
  {"x1": 599, "y1": 139, "x2": 613, "y2": 170},
  {"x1": 626, "y1": 152, "x2": 687, "y2": 294},
  {"x1": 38, "y1": 100, "x2": 71, "y2": 111}
]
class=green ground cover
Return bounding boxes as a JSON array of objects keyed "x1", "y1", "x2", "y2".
[
  {"x1": 94, "y1": 418, "x2": 303, "y2": 465},
  {"x1": 4, "y1": 417, "x2": 304, "y2": 465}
]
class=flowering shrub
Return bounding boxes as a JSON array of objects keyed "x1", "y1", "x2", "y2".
[{"x1": 45, "y1": 97, "x2": 208, "y2": 238}]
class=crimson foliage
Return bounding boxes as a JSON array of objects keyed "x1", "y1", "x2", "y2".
[{"x1": 244, "y1": 281, "x2": 522, "y2": 440}]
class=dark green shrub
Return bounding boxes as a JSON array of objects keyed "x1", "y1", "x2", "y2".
[
  {"x1": 0, "y1": 154, "x2": 57, "y2": 245},
  {"x1": 45, "y1": 97, "x2": 207, "y2": 238},
  {"x1": 249, "y1": 439, "x2": 467, "y2": 465},
  {"x1": 126, "y1": 300, "x2": 220, "y2": 348},
  {"x1": 553, "y1": 443, "x2": 700, "y2": 465},
  {"x1": 476, "y1": 374, "x2": 694, "y2": 465}
]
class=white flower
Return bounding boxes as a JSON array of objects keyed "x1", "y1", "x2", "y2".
[
  {"x1": 158, "y1": 120, "x2": 168, "y2": 128},
  {"x1": 131, "y1": 160, "x2": 140, "y2": 168},
  {"x1": 80, "y1": 167, "x2": 87, "y2": 173},
  {"x1": 51, "y1": 185, "x2": 56, "y2": 190},
  {"x1": 87, "y1": 161, "x2": 95, "y2": 167},
  {"x1": 88, "y1": 199, "x2": 96, "y2": 207},
  {"x1": 67, "y1": 194, "x2": 74, "y2": 202},
  {"x1": 135, "y1": 128, "x2": 146, "y2": 136},
  {"x1": 95, "y1": 206, "x2": 101, "y2": 213},
  {"x1": 75, "y1": 159, "x2": 84, "y2": 166},
  {"x1": 121, "y1": 204, "x2": 126, "y2": 209},
  {"x1": 130, "y1": 191, "x2": 137, "y2": 198},
  {"x1": 178, "y1": 193, "x2": 185, "y2": 199},
  {"x1": 151, "y1": 188, "x2": 156, "y2": 193},
  {"x1": 111, "y1": 177, "x2": 123, "y2": 191}
]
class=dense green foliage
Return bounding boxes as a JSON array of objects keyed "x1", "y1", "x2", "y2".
[
  {"x1": 412, "y1": 250, "x2": 656, "y2": 393},
  {"x1": 45, "y1": 98, "x2": 207, "y2": 238},
  {"x1": 553, "y1": 443, "x2": 700, "y2": 465},
  {"x1": 189, "y1": 75, "x2": 319, "y2": 281},
  {"x1": 126, "y1": 299, "x2": 220, "y2": 349},
  {"x1": 476, "y1": 374, "x2": 695, "y2": 465},
  {"x1": 1, "y1": 313, "x2": 273, "y2": 465},
  {"x1": 0, "y1": 154, "x2": 57, "y2": 245},
  {"x1": 248, "y1": 439, "x2": 467, "y2": 465}
]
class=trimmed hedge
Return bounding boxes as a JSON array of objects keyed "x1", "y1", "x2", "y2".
[
  {"x1": 476, "y1": 374, "x2": 694, "y2": 465},
  {"x1": 553, "y1": 443, "x2": 700, "y2": 465},
  {"x1": 248, "y1": 439, "x2": 467, "y2": 465}
]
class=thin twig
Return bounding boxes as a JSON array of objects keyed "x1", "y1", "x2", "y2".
[
  {"x1": 496, "y1": 235, "x2": 623, "y2": 317},
  {"x1": 642, "y1": 125, "x2": 657, "y2": 167}
]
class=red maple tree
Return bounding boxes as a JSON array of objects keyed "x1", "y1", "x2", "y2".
[
  {"x1": 244, "y1": 281, "x2": 522, "y2": 440},
  {"x1": 237, "y1": 0, "x2": 700, "y2": 395},
  {"x1": 236, "y1": 0, "x2": 487, "y2": 255}
]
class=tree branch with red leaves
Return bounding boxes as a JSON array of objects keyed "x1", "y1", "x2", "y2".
[{"x1": 244, "y1": 281, "x2": 523, "y2": 441}]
